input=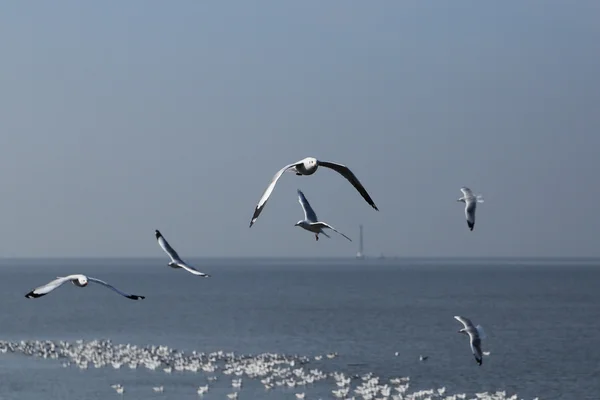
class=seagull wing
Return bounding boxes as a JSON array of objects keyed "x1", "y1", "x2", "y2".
[
  {"x1": 318, "y1": 161, "x2": 378, "y2": 211},
  {"x1": 470, "y1": 336, "x2": 483, "y2": 365},
  {"x1": 454, "y1": 315, "x2": 476, "y2": 331},
  {"x1": 460, "y1": 187, "x2": 475, "y2": 198},
  {"x1": 314, "y1": 222, "x2": 352, "y2": 242},
  {"x1": 475, "y1": 324, "x2": 487, "y2": 339},
  {"x1": 87, "y1": 277, "x2": 145, "y2": 300},
  {"x1": 250, "y1": 162, "x2": 300, "y2": 227},
  {"x1": 25, "y1": 276, "x2": 73, "y2": 298},
  {"x1": 297, "y1": 189, "x2": 318, "y2": 222},
  {"x1": 465, "y1": 201, "x2": 476, "y2": 225},
  {"x1": 155, "y1": 230, "x2": 182, "y2": 263},
  {"x1": 175, "y1": 261, "x2": 210, "y2": 277}
]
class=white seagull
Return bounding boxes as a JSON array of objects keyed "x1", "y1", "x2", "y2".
[
  {"x1": 295, "y1": 189, "x2": 352, "y2": 242},
  {"x1": 155, "y1": 230, "x2": 210, "y2": 277},
  {"x1": 457, "y1": 187, "x2": 484, "y2": 231},
  {"x1": 25, "y1": 275, "x2": 145, "y2": 300},
  {"x1": 454, "y1": 315, "x2": 486, "y2": 366},
  {"x1": 249, "y1": 157, "x2": 378, "y2": 227}
]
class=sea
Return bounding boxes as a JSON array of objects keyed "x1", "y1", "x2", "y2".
[{"x1": 0, "y1": 257, "x2": 598, "y2": 400}]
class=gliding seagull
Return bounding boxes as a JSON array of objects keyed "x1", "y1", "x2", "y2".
[
  {"x1": 454, "y1": 315, "x2": 486, "y2": 365},
  {"x1": 457, "y1": 187, "x2": 484, "y2": 231},
  {"x1": 25, "y1": 275, "x2": 145, "y2": 300},
  {"x1": 295, "y1": 189, "x2": 352, "y2": 242},
  {"x1": 155, "y1": 230, "x2": 210, "y2": 277},
  {"x1": 250, "y1": 157, "x2": 378, "y2": 227}
]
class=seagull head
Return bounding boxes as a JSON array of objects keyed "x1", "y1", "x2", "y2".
[
  {"x1": 294, "y1": 221, "x2": 304, "y2": 227},
  {"x1": 77, "y1": 276, "x2": 88, "y2": 287}
]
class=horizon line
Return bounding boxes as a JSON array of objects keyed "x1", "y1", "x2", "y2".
[{"x1": 0, "y1": 255, "x2": 599, "y2": 260}]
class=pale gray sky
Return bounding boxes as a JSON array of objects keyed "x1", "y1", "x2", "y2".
[{"x1": 1, "y1": 1, "x2": 599, "y2": 258}]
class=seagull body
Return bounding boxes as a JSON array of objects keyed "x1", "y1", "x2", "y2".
[
  {"x1": 155, "y1": 230, "x2": 210, "y2": 277},
  {"x1": 250, "y1": 157, "x2": 378, "y2": 227},
  {"x1": 25, "y1": 274, "x2": 145, "y2": 300},
  {"x1": 457, "y1": 187, "x2": 484, "y2": 231},
  {"x1": 295, "y1": 189, "x2": 352, "y2": 242},
  {"x1": 454, "y1": 315, "x2": 485, "y2": 365}
]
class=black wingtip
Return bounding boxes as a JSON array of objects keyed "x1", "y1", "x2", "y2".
[
  {"x1": 128, "y1": 295, "x2": 145, "y2": 300},
  {"x1": 155, "y1": 230, "x2": 162, "y2": 239},
  {"x1": 467, "y1": 221, "x2": 474, "y2": 231},
  {"x1": 25, "y1": 291, "x2": 43, "y2": 299},
  {"x1": 477, "y1": 358, "x2": 482, "y2": 366},
  {"x1": 372, "y1": 204, "x2": 379, "y2": 211},
  {"x1": 249, "y1": 215, "x2": 258, "y2": 228}
]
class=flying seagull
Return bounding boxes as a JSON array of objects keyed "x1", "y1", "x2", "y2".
[
  {"x1": 295, "y1": 189, "x2": 352, "y2": 242},
  {"x1": 249, "y1": 157, "x2": 378, "y2": 227},
  {"x1": 457, "y1": 187, "x2": 484, "y2": 231},
  {"x1": 25, "y1": 275, "x2": 145, "y2": 300},
  {"x1": 454, "y1": 315, "x2": 486, "y2": 365},
  {"x1": 155, "y1": 230, "x2": 210, "y2": 277}
]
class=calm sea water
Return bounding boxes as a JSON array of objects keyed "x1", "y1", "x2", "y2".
[{"x1": 0, "y1": 257, "x2": 598, "y2": 400}]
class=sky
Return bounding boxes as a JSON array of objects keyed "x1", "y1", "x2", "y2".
[{"x1": 0, "y1": 1, "x2": 599, "y2": 258}]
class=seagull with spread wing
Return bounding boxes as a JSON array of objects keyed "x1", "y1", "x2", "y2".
[
  {"x1": 155, "y1": 230, "x2": 210, "y2": 277},
  {"x1": 457, "y1": 187, "x2": 484, "y2": 231},
  {"x1": 294, "y1": 189, "x2": 352, "y2": 242},
  {"x1": 249, "y1": 157, "x2": 378, "y2": 227},
  {"x1": 25, "y1": 275, "x2": 145, "y2": 300},
  {"x1": 454, "y1": 315, "x2": 486, "y2": 366}
]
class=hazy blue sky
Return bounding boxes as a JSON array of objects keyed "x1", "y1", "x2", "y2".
[{"x1": 1, "y1": 1, "x2": 599, "y2": 258}]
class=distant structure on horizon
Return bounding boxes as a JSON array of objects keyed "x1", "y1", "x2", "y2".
[{"x1": 356, "y1": 224, "x2": 365, "y2": 259}]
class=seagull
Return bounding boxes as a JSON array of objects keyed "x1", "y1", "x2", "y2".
[
  {"x1": 249, "y1": 157, "x2": 378, "y2": 227},
  {"x1": 25, "y1": 275, "x2": 145, "y2": 300},
  {"x1": 155, "y1": 230, "x2": 210, "y2": 277},
  {"x1": 454, "y1": 315, "x2": 486, "y2": 365},
  {"x1": 457, "y1": 187, "x2": 484, "y2": 231},
  {"x1": 295, "y1": 189, "x2": 352, "y2": 242}
]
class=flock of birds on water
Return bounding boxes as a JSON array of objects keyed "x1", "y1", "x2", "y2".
[
  {"x1": 7, "y1": 339, "x2": 530, "y2": 400},
  {"x1": 12, "y1": 156, "x2": 533, "y2": 399}
]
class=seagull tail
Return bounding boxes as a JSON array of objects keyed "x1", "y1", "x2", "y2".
[{"x1": 476, "y1": 195, "x2": 484, "y2": 203}]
